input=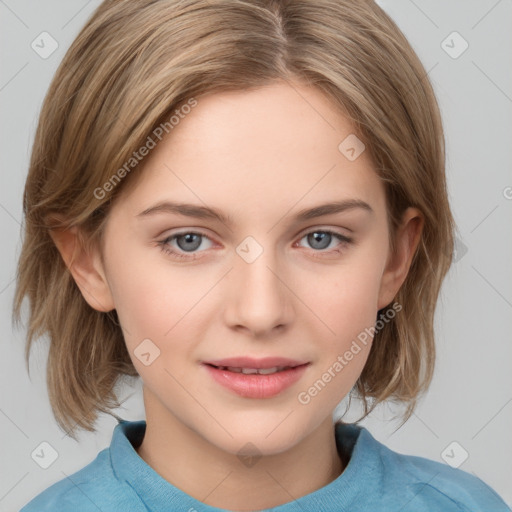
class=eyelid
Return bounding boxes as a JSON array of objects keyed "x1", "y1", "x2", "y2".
[
  {"x1": 296, "y1": 225, "x2": 352, "y2": 239},
  {"x1": 159, "y1": 228, "x2": 217, "y2": 246}
]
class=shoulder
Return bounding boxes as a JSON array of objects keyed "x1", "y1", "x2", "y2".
[
  {"x1": 19, "y1": 448, "x2": 143, "y2": 512},
  {"x1": 363, "y1": 429, "x2": 510, "y2": 511}
]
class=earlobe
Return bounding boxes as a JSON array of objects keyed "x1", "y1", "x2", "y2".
[
  {"x1": 377, "y1": 207, "x2": 424, "y2": 310},
  {"x1": 49, "y1": 225, "x2": 115, "y2": 313}
]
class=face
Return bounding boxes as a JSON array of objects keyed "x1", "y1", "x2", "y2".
[{"x1": 83, "y1": 81, "x2": 416, "y2": 456}]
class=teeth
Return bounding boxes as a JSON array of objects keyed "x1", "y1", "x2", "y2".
[
  {"x1": 256, "y1": 367, "x2": 283, "y2": 375},
  {"x1": 216, "y1": 365, "x2": 292, "y2": 375},
  {"x1": 240, "y1": 367, "x2": 259, "y2": 374}
]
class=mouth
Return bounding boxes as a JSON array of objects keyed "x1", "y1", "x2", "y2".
[
  {"x1": 202, "y1": 355, "x2": 309, "y2": 370},
  {"x1": 203, "y1": 363, "x2": 307, "y2": 375},
  {"x1": 201, "y1": 362, "x2": 311, "y2": 398}
]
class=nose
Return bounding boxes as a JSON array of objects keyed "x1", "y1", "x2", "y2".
[{"x1": 224, "y1": 245, "x2": 293, "y2": 337}]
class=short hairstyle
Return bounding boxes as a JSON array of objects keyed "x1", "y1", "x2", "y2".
[{"x1": 13, "y1": 0, "x2": 455, "y2": 439}]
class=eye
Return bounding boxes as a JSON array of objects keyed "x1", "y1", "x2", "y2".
[
  {"x1": 295, "y1": 229, "x2": 353, "y2": 257},
  {"x1": 158, "y1": 228, "x2": 353, "y2": 261},
  {"x1": 158, "y1": 231, "x2": 213, "y2": 260}
]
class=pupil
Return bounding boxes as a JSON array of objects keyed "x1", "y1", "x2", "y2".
[
  {"x1": 178, "y1": 233, "x2": 201, "y2": 251},
  {"x1": 309, "y1": 231, "x2": 330, "y2": 250}
]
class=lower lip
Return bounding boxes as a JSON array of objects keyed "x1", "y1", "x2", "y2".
[{"x1": 202, "y1": 363, "x2": 310, "y2": 398}]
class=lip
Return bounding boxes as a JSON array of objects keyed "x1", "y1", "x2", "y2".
[
  {"x1": 202, "y1": 356, "x2": 309, "y2": 369},
  {"x1": 202, "y1": 361, "x2": 311, "y2": 399}
]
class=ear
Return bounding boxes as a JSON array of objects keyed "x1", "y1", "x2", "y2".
[
  {"x1": 377, "y1": 207, "x2": 424, "y2": 310},
  {"x1": 49, "y1": 224, "x2": 115, "y2": 312}
]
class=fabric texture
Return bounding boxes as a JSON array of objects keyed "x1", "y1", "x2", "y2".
[{"x1": 20, "y1": 419, "x2": 510, "y2": 511}]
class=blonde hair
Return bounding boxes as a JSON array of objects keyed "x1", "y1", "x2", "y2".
[{"x1": 13, "y1": 0, "x2": 455, "y2": 438}]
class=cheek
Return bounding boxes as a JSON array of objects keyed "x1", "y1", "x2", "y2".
[
  {"x1": 103, "y1": 241, "x2": 190, "y2": 347},
  {"x1": 107, "y1": 262, "x2": 198, "y2": 387},
  {"x1": 302, "y1": 256, "x2": 383, "y2": 337},
  {"x1": 295, "y1": 251, "x2": 384, "y2": 395},
  {"x1": 300, "y1": 278, "x2": 378, "y2": 403},
  {"x1": 105, "y1": 249, "x2": 226, "y2": 384},
  {"x1": 112, "y1": 271, "x2": 195, "y2": 345}
]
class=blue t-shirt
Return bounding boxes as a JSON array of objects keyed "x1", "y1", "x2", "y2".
[{"x1": 20, "y1": 419, "x2": 510, "y2": 511}]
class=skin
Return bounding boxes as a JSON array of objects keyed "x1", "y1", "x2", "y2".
[{"x1": 51, "y1": 80, "x2": 423, "y2": 511}]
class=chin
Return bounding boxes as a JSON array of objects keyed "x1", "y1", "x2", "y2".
[{"x1": 203, "y1": 417, "x2": 308, "y2": 457}]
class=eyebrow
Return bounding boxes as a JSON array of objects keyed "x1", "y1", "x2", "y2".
[{"x1": 136, "y1": 199, "x2": 373, "y2": 225}]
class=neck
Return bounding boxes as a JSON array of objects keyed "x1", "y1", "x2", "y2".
[{"x1": 135, "y1": 388, "x2": 344, "y2": 511}]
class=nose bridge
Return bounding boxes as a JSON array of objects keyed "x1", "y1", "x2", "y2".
[{"x1": 227, "y1": 235, "x2": 291, "y2": 332}]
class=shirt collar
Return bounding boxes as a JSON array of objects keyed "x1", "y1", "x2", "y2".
[{"x1": 110, "y1": 418, "x2": 376, "y2": 511}]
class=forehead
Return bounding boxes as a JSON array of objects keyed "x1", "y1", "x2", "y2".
[{"x1": 114, "y1": 81, "x2": 386, "y2": 222}]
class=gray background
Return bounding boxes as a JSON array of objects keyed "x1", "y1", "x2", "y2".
[{"x1": 1, "y1": 1, "x2": 511, "y2": 510}]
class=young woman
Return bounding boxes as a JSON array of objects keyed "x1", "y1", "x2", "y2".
[{"x1": 14, "y1": 0, "x2": 509, "y2": 510}]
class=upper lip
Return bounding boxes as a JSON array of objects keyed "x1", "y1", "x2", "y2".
[{"x1": 202, "y1": 357, "x2": 310, "y2": 369}]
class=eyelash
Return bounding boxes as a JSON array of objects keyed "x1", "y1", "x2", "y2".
[{"x1": 157, "y1": 229, "x2": 353, "y2": 261}]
